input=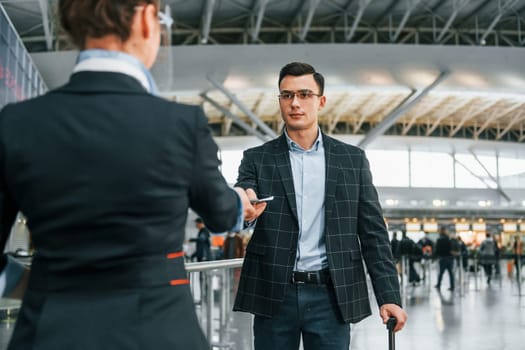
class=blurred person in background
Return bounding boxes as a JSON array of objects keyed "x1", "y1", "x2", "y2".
[
  {"x1": 434, "y1": 226, "x2": 455, "y2": 291},
  {"x1": 513, "y1": 235, "x2": 523, "y2": 282},
  {"x1": 223, "y1": 231, "x2": 244, "y2": 259},
  {"x1": 417, "y1": 231, "x2": 434, "y2": 281},
  {"x1": 398, "y1": 230, "x2": 421, "y2": 285},
  {"x1": 479, "y1": 232, "x2": 499, "y2": 285},
  {"x1": 189, "y1": 217, "x2": 212, "y2": 262}
]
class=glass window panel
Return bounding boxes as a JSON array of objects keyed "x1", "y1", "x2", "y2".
[
  {"x1": 219, "y1": 150, "x2": 243, "y2": 185},
  {"x1": 39, "y1": 80, "x2": 46, "y2": 95},
  {"x1": 454, "y1": 154, "x2": 525, "y2": 189},
  {"x1": 476, "y1": 155, "x2": 497, "y2": 176},
  {"x1": 33, "y1": 72, "x2": 39, "y2": 96},
  {"x1": 0, "y1": 9, "x2": 47, "y2": 104},
  {"x1": 410, "y1": 152, "x2": 453, "y2": 187},
  {"x1": 0, "y1": 26, "x2": 6, "y2": 106},
  {"x1": 499, "y1": 157, "x2": 525, "y2": 188},
  {"x1": 24, "y1": 68, "x2": 31, "y2": 99},
  {"x1": 499, "y1": 157, "x2": 525, "y2": 176},
  {"x1": 453, "y1": 153, "x2": 500, "y2": 188},
  {"x1": 454, "y1": 161, "x2": 487, "y2": 188},
  {"x1": 8, "y1": 27, "x2": 15, "y2": 54},
  {"x1": 0, "y1": 14, "x2": 7, "y2": 42},
  {"x1": 18, "y1": 42, "x2": 24, "y2": 63},
  {"x1": 455, "y1": 154, "x2": 487, "y2": 177},
  {"x1": 366, "y1": 150, "x2": 409, "y2": 187}
]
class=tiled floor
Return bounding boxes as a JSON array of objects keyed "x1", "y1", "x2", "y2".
[
  {"x1": 351, "y1": 277, "x2": 525, "y2": 350},
  {"x1": 212, "y1": 262, "x2": 525, "y2": 350},
  {"x1": 2, "y1": 262, "x2": 524, "y2": 350},
  {"x1": 0, "y1": 300, "x2": 19, "y2": 350}
]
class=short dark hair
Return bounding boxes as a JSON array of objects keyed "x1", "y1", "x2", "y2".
[
  {"x1": 59, "y1": 0, "x2": 160, "y2": 49},
  {"x1": 195, "y1": 217, "x2": 203, "y2": 223},
  {"x1": 278, "y1": 62, "x2": 324, "y2": 95}
]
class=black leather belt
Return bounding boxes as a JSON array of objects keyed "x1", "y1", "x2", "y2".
[{"x1": 291, "y1": 268, "x2": 330, "y2": 284}]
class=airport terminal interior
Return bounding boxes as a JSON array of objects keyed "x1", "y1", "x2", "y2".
[{"x1": 1, "y1": 0, "x2": 525, "y2": 349}]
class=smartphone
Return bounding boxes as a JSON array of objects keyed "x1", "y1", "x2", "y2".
[{"x1": 250, "y1": 196, "x2": 274, "y2": 204}]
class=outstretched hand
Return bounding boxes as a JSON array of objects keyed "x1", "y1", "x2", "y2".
[{"x1": 234, "y1": 187, "x2": 267, "y2": 222}]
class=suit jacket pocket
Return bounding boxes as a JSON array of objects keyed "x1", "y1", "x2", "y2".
[{"x1": 34, "y1": 291, "x2": 140, "y2": 350}]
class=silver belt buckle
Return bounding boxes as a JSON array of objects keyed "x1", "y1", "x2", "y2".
[{"x1": 292, "y1": 272, "x2": 304, "y2": 284}]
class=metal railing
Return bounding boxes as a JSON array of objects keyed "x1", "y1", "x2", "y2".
[{"x1": 186, "y1": 258, "x2": 246, "y2": 350}]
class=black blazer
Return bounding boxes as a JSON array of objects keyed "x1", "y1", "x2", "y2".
[
  {"x1": 233, "y1": 133, "x2": 401, "y2": 323},
  {"x1": 0, "y1": 71, "x2": 239, "y2": 349}
]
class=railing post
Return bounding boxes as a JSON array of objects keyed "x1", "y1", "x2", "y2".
[
  {"x1": 517, "y1": 254, "x2": 522, "y2": 297},
  {"x1": 184, "y1": 258, "x2": 245, "y2": 348},
  {"x1": 400, "y1": 255, "x2": 408, "y2": 304},
  {"x1": 474, "y1": 255, "x2": 480, "y2": 291},
  {"x1": 220, "y1": 268, "x2": 228, "y2": 329},
  {"x1": 458, "y1": 254, "x2": 464, "y2": 297},
  {"x1": 205, "y1": 270, "x2": 214, "y2": 340}
]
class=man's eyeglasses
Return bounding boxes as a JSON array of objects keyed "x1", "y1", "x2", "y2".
[{"x1": 278, "y1": 90, "x2": 321, "y2": 101}]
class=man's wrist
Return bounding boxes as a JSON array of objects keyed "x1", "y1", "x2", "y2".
[
  {"x1": 1, "y1": 255, "x2": 26, "y2": 297},
  {"x1": 0, "y1": 270, "x2": 6, "y2": 297},
  {"x1": 244, "y1": 219, "x2": 257, "y2": 228},
  {"x1": 0, "y1": 255, "x2": 7, "y2": 272},
  {"x1": 230, "y1": 189, "x2": 244, "y2": 232}
]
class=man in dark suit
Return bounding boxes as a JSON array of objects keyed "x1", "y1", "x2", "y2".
[
  {"x1": 0, "y1": 1, "x2": 259, "y2": 349},
  {"x1": 234, "y1": 62, "x2": 407, "y2": 349},
  {"x1": 190, "y1": 217, "x2": 212, "y2": 261}
]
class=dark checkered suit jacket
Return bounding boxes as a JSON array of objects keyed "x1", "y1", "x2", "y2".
[{"x1": 233, "y1": 132, "x2": 401, "y2": 323}]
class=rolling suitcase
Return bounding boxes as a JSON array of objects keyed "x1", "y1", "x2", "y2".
[{"x1": 386, "y1": 317, "x2": 397, "y2": 350}]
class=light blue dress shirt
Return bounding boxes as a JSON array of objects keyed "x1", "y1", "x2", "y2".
[
  {"x1": 75, "y1": 49, "x2": 159, "y2": 95},
  {"x1": 285, "y1": 129, "x2": 327, "y2": 271}
]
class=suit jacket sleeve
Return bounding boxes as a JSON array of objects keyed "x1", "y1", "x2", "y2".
[
  {"x1": 356, "y1": 150, "x2": 401, "y2": 307},
  {"x1": 188, "y1": 107, "x2": 240, "y2": 233}
]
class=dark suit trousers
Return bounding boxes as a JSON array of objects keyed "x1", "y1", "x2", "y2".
[{"x1": 253, "y1": 282, "x2": 349, "y2": 350}]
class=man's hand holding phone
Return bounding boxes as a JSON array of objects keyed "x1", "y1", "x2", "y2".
[
  {"x1": 234, "y1": 187, "x2": 270, "y2": 222},
  {"x1": 250, "y1": 196, "x2": 274, "y2": 204},
  {"x1": 241, "y1": 188, "x2": 270, "y2": 222}
]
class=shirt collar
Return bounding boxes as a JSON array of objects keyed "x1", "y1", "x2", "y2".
[
  {"x1": 73, "y1": 49, "x2": 158, "y2": 94},
  {"x1": 284, "y1": 128, "x2": 323, "y2": 152}
]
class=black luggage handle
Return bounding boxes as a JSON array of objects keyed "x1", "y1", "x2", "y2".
[{"x1": 386, "y1": 317, "x2": 397, "y2": 350}]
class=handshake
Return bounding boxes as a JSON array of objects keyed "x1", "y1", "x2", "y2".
[{"x1": 234, "y1": 187, "x2": 271, "y2": 222}]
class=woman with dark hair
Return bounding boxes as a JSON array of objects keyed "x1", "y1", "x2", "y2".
[{"x1": 0, "y1": 1, "x2": 261, "y2": 349}]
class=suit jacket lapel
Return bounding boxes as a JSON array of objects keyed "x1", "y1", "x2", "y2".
[
  {"x1": 323, "y1": 134, "x2": 339, "y2": 219},
  {"x1": 273, "y1": 135, "x2": 298, "y2": 222}
]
